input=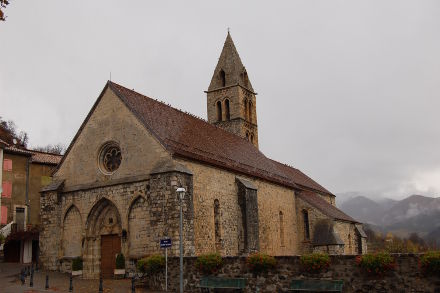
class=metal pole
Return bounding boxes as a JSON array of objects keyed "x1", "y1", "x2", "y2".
[
  {"x1": 69, "y1": 274, "x2": 73, "y2": 292},
  {"x1": 179, "y1": 196, "x2": 183, "y2": 293},
  {"x1": 165, "y1": 247, "x2": 168, "y2": 292},
  {"x1": 99, "y1": 275, "x2": 103, "y2": 293}
]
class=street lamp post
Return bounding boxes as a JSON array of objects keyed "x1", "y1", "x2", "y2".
[{"x1": 176, "y1": 187, "x2": 186, "y2": 293}]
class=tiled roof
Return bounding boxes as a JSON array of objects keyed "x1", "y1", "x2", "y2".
[
  {"x1": 270, "y1": 160, "x2": 332, "y2": 194},
  {"x1": 4, "y1": 146, "x2": 33, "y2": 156},
  {"x1": 30, "y1": 151, "x2": 62, "y2": 165},
  {"x1": 4, "y1": 145, "x2": 62, "y2": 165},
  {"x1": 298, "y1": 191, "x2": 356, "y2": 222},
  {"x1": 109, "y1": 81, "x2": 333, "y2": 195}
]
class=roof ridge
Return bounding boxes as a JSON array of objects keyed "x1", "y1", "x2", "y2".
[
  {"x1": 28, "y1": 149, "x2": 63, "y2": 156},
  {"x1": 109, "y1": 81, "x2": 260, "y2": 146},
  {"x1": 109, "y1": 81, "x2": 211, "y2": 123}
]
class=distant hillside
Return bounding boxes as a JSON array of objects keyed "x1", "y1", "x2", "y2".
[
  {"x1": 338, "y1": 194, "x2": 440, "y2": 240},
  {"x1": 426, "y1": 227, "x2": 440, "y2": 246},
  {"x1": 339, "y1": 196, "x2": 386, "y2": 225},
  {"x1": 382, "y1": 195, "x2": 440, "y2": 226}
]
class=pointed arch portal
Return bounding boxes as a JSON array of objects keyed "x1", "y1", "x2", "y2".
[{"x1": 85, "y1": 198, "x2": 122, "y2": 278}]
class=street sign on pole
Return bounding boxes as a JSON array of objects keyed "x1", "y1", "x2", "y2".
[
  {"x1": 160, "y1": 238, "x2": 172, "y2": 291},
  {"x1": 160, "y1": 238, "x2": 172, "y2": 248}
]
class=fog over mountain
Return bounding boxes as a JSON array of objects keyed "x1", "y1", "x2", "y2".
[{"x1": 338, "y1": 194, "x2": 440, "y2": 242}]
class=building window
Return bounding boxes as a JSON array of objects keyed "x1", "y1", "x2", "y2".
[
  {"x1": 1, "y1": 181, "x2": 12, "y2": 198},
  {"x1": 220, "y1": 69, "x2": 226, "y2": 87},
  {"x1": 244, "y1": 99, "x2": 249, "y2": 121},
  {"x1": 248, "y1": 101, "x2": 253, "y2": 122},
  {"x1": 279, "y1": 211, "x2": 285, "y2": 247},
  {"x1": 242, "y1": 70, "x2": 249, "y2": 88},
  {"x1": 15, "y1": 207, "x2": 25, "y2": 231},
  {"x1": 99, "y1": 142, "x2": 122, "y2": 174},
  {"x1": 246, "y1": 132, "x2": 249, "y2": 140},
  {"x1": 250, "y1": 134, "x2": 254, "y2": 144},
  {"x1": 214, "y1": 199, "x2": 221, "y2": 252},
  {"x1": 224, "y1": 99, "x2": 230, "y2": 121},
  {"x1": 303, "y1": 210, "x2": 310, "y2": 240},
  {"x1": 0, "y1": 206, "x2": 7, "y2": 224},
  {"x1": 348, "y1": 234, "x2": 352, "y2": 252},
  {"x1": 216, "y1": 101, "x2": 222, "y2": 122},
  {"x1": 3, "y1": 159, "x2": 12, "y2": 171}
]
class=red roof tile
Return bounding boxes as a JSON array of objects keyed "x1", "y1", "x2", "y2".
[
  {"x1": 109, "y1": 81, "x2": 333, "y2": 195},
  {"x1": 4, "y1": 146, "x2": 33, "y2": 156},
  {"x1": 30, "y1": 151, "x2": 62, "y2": 165},
  {"x1": 298, "y1": 191, "x2": 356, "y2": 222},
  {"x1": 4, "y1": 145, "x2": 62, "y2": 165}
]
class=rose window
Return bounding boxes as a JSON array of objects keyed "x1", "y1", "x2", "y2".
[{"x1": 99, "y1": 142, "x2": 122, "y2": 173}]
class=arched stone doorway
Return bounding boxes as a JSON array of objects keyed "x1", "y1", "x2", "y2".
[{"x1": 84, "y1": 198, "x2": 122, "y2": 279}]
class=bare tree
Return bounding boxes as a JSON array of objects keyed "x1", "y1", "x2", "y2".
[
  {"x1": 33, "y1": 143, "x2": 66, "y2": 155},
  {"x1": 0, "y1": 0, "x2": 9, "y2": 21},
  {"x1": 0, "y1": 116, "x2": 28, "y2": 147}
]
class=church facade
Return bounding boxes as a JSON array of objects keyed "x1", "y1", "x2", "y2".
[{"x1": 39, "y1": 33, "x2": 366, "y2": 278}]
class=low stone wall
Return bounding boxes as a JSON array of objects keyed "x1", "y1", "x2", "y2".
[{"x1": 142, "y1": 254, "x2": 440, "y2": 292}]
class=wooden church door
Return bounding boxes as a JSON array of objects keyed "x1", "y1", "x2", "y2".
[{"x1": 100, "y1": 234, "x2": 121, "y2": 278}]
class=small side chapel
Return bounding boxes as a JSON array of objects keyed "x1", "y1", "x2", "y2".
[{"x1": 39, "y1": 33, "x2": 366, "y2": 278}]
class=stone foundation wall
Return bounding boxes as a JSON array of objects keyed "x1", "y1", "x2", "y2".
[{"x1": 142, "y1": 254, "x2": 440, "y2": 293}]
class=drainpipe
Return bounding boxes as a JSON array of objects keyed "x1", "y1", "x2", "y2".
[{"x1": 25, "y1": 157, "x2": 30, "y2": 231}]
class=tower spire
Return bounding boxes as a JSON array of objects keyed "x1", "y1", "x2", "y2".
[
  {"x1": 206, "y1": 33, "x2": 259, "y2": 148},
  {"x1": 208, "y1": 32, "x2": 254, "y2": 92}
]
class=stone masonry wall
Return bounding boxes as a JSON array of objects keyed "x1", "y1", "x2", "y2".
[
  {"x1": 55, "y1": 87, "x2": 171, "y2": 189},
  {"x1": 40, "y1": 170, "x2": 194, "y2": 278},
  {"x1": 143, "y1": 254, "x2": 440, "y2": 293},
  {"x1": 207, "y1": 86, "x2": 258, "y2": 147},
  {"x1": 176, "y1": 158, "x2": 298, "y2": 257},
  {"x1": 296, "y1": 196, "x2": 361, "y2": 255},
  {"x1": 40, "y1": 190, "x2": 62, "y2": 270}
]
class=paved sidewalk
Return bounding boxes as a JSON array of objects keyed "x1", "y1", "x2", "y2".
[{"x1": 0, "y1": 262, "x2": 164, "y2": 293}]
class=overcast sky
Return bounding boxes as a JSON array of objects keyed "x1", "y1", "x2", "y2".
[{"x1": 1, "y1": 1, "x2": 440, "y2": 199}]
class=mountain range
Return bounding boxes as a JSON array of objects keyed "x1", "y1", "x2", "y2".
[{"x1": 337, "y1": 194, "x2": 440, "y2": 244}]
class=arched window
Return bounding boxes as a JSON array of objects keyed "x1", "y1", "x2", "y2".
[
  {"x1": 214, "y1": 199, "x2": 221, "y2": 251},
  {"x1": 248, "y1": 101, "x2": 253, "y2": 122},
  {"x1": 246, "y1": 132, "x2": 249, "y2": 140},
  {"x1": 303, "y1": 210, "x2": 310, "y2": 240},
  {"x1": 250, "y1": 134, "x2": 254, "y2": 143},
  {"x1": 216, "y1": 101, "x2": 222, "y2": 122},
  {"x1": 244, "y1": 99, "x2": 249, "y2": 121},
  {"x1": 279, "y1": 211, "x2": 285, "y2": 247},
  {"x1": 220, "y1": 70, "x2": 226, "y2": 87},
  {"x1": 242, "y1": 70, "x2": 249, "y2": 87},
  {"x1": 224, "y1": 99, "x2": 230, "y2": 121},
  {"x1": 348, "y1": 234, "x2": 352, "y2": 253}
]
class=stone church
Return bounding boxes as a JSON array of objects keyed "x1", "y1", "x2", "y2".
[{"x1": 40, "y1": 33, "x2": 366, "y2": 278}]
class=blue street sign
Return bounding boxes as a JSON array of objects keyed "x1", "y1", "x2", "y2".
[{"x1": 160, "y1": 238, "x2": 172, "y2": 248}]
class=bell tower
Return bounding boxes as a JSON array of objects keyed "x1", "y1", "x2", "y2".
[{"x1": 206, "y1": 32, "x2": 259, "y2": 148}]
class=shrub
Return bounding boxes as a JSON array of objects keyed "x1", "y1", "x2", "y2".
[
  {"x1": 356, "y1": 252, "x2": 395, "y2": 276},
  {"x1": 247, "y1": 253, "x2": 276, "y2": 274},
  {"x1": 300, "y1": 253, "x2": 330, "y2": 272},
  {"x1": 196, "y1": 253, "x2": 223, "y2": 275},
  {"x1": 420, "y1": 251, "x2": 440, "y2": 275},
  {"x1": 137, "y1": 255, "x2": 165, "y2": 275},
  {"x1": 72, "y1": 257, "x2": 83, "y2": 271},
  {"x1": 115, "y1": 253, "x2": 125, "y2": 269}
]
